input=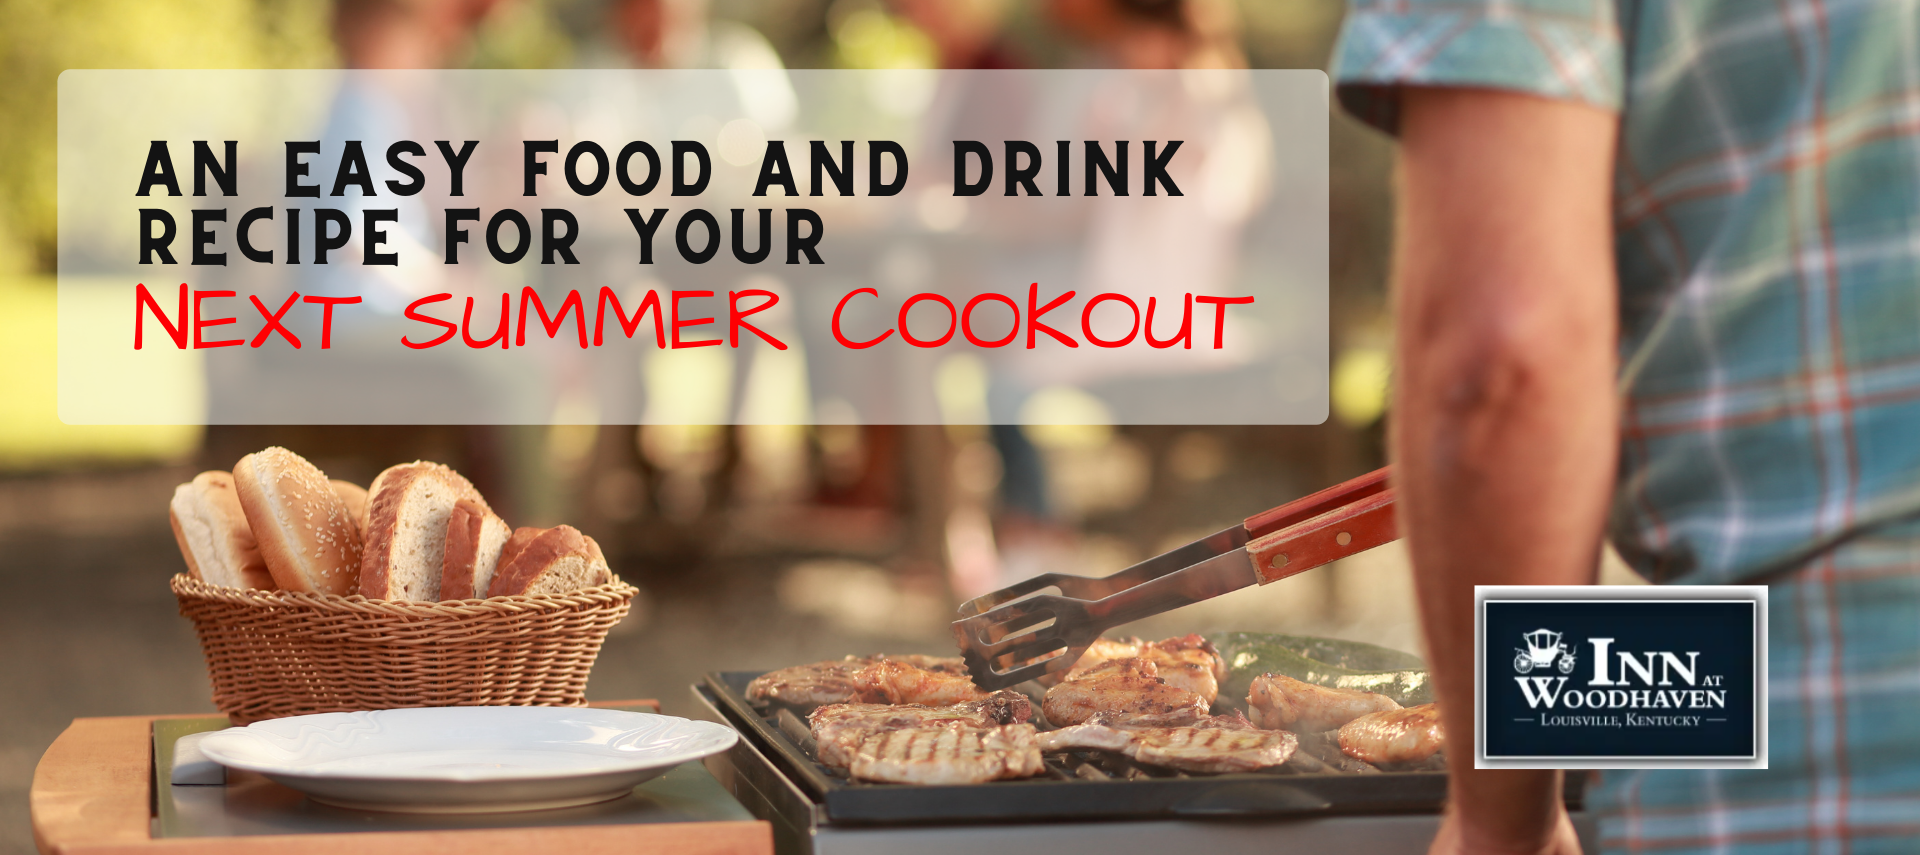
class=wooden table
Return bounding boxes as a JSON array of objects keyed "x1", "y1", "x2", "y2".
[{"x1": 31, "y1": 702, "x2": 772, "y2": 855}]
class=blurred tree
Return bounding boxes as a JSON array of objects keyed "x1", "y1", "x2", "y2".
[
  {"x1": 0, "y1": 0, "x2": 334, "y2": 275},
  {"x1": 718, "y1": 0, "x2": 833, "y2": 67},
  {"x1": 467, "y1": 0, "x2": 577, "y2": 68},
  {"x1": 1232, "y1": 0, "x2": 1342, "y2": 69},
  {"x1": 824, "y1": 0, "x2": 934, "y2": 69}
]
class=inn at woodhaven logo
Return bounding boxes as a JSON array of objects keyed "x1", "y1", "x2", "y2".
[
  {"x1": 1475, "y1": 586, "x2": 1768, "y2": 770},
  {"x1": 1510, "y1": 629, "x2": 1726, "y2": 723}
]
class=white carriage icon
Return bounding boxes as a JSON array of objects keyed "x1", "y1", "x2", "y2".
[{"x1": 1513, "y1": 628, "x2": 1577, "y2": 675}]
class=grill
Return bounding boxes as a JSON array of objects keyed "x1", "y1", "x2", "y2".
[{"x1": 695, "y1": 670, "x2": 1591, "y2": 854}]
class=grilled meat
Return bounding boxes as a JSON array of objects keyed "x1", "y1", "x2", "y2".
[
  {"x1": 845, "y1": 723, "x2": 1046, "y2": 785},
  {"x1": 748, "y1": 656, "x2": 874, "y2": 707},
  {"x1": 1042, "y1": 657, "x2": 1210, "y2": 727},
  {"x1": 878, "y1": 654, "x2": 977, "y2": 676},
  {"x1": 809, "y1": 691, "x2": 1032, "y2": 771},
  {"x1": 1338, "y1": 703, "x2": 1445, "y2": 767},
  {"x1": 1057, "y1": 635, "x2": 1227, "y2": 704},
  {"x1": 748, "y1": 654, "x2": 986, "y2": 708},
  {"x1": 1040, "y1": 712, "x2": 1297, "y2": 773},
  {"x1": 855, "y1": 658, "x2": 993, "y2": 706},
  {"x1": 1246, "y1": 672, "x2": 1402, "y2": 733}
]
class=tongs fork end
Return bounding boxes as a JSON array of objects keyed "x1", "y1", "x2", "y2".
[{"x1": 951, "y1": 592, "x2": 1082, "y2": 688}]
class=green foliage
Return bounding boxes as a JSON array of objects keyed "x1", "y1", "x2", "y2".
[
  {"x1": 467, "y1": 0, "x2": 577, "y2": 69},
  {"x1": 0, "y1": 0, "x2": 334, "y2": 275},
  {"x1": 0, "y1": 276, "x2": 202, "y2": 466}
]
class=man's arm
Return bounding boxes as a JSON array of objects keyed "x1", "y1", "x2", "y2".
[{"x1": 1392, "y1": 88, "x2": 1619, "y2": 855}]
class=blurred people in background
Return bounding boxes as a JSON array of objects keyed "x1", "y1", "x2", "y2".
[
  {"x1": 334, "y1": 0, "x2": 502, "y2": 69},
  {"x1": 610, "y1": 0, "x2": 786, "y2": 71},
  {"x1": 1048, "y1": 0, "x2": 1245, "y2": 69},
  {"x1": 977, "y1": 0, "x2": 1263, "y2": 593},
  {"x1": 206, "y1": 0, "x2": 523, "y2": 509},
  {"x1": 572, "y1": 0, "x2": 819, "y2": 584},
  {"x1": 887, "y1": 0, "x2": 1025, "y2": 69},
  {"x1": 878, "y1": 0, "x2": 1072, "y2": 597},
  {"x1": 916, "y1": 0, "x2": 1270, "y2": 601}
]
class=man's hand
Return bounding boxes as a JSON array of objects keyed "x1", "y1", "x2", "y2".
[{"x1": 1391, "y1": 87, "x2": 1619, "y2": 855}]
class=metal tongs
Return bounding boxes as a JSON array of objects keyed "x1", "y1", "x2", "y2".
[{"x1": 953, "y1": 467, "x2": 1398, "y2": 690}]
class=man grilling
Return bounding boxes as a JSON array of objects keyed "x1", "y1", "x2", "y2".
[{"x1": 1334, "y1": 0, "x2": 1920, "y2": 852}]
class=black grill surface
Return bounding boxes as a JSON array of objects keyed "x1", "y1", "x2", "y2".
[{"x1": 703, "y1": 671, "x2": 1576, "y2": 826}]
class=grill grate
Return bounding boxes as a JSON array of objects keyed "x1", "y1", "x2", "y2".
[
  {"x1": 771, "y1": 705, "x2": 1406, "y2": 783},
  {"x1": 703, "y1": 671, "x2": 1524, "y2": 825}
]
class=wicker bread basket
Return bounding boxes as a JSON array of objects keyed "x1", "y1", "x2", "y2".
[{"x1": 172, "y1": 573, "x2": 637, "y2": 724}]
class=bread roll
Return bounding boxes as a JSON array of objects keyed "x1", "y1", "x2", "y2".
[
  {"x1": 440, "y1": 498, "x2": 510, "y2": 600},
  {"x1": 496, "y1": 526, "x2": 542, "y2": 576},
  {"x1": 583, "y1": 534, "x2": 606, "y2": 568},
  {"x1": 360, "y1": 461, "x2": 489, "y2": 601},
  {"x1": 168, "y1": 471, "x2": 276, "y2": 590},
  {"x1": 489, "y1": 525, "x2": 612, "y2": 596},
  {"x1": 233, "y1": 448, "x2": 362, "y2": 595},
  {"x1": 330, "y1": 480, "x2": 368, "y2": 540}
]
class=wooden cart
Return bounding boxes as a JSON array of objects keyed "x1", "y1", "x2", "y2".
[{"x1": 30, "y1": 701, "x2": 771, "y2": 855}]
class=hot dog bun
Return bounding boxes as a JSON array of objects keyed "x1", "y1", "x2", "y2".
[
  {"x1": 233, "y1": 447, "x2": 362, "y2": 595},
  {"x1": 168, "y1": 470, "x2": 276, "y2": 590}
]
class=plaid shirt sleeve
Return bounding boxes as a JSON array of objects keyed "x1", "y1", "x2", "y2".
[{"x1": 1331, "y1": 0, "x2": 1627, "y2": 134}]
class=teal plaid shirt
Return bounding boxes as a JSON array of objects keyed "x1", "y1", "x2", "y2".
[
  {"x1": 1336, "y1": 1, "x2": 1920, "y2": 852},
  {"x1": 1339, "y1": 0, "x2": 1920, "y2": 587}
]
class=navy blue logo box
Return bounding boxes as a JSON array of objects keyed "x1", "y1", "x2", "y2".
[{"x1": 1475, "y1": 586, "x2": 1768, "y2": 770}]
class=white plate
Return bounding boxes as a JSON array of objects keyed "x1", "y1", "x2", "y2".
[{"x1": 197, "y1": 707, "x2": 738, "y2": 813}]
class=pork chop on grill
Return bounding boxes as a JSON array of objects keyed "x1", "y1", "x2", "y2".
[
  {"x1": 1246, "y1": 672, "x2": 1402, "y2": 733},
  {"x1": 810, "y1": 691, "x2": 1032, "y2": 771},
  {"x1": 747, "y1": 656, "x2": 874, "y2": 707},
  {"x1": 1040, "y1": 711, "x2": 1298, "y2": 773},
  {"x1": 748, "y1": 654, "x2": 987, "y2": 708},
  {"x1": 1042, "y1": 657, "x2": 1210, "y2": 727},
  {"x1": 1057, "y1": 635, "x2": 1227, "y2": 704},
  {"x1": 845, "y1": 724, "x2": 1046, "y2": 785},
  {"x1": 1338, "y1": 703, "x2": 1445, "y2": 767}
]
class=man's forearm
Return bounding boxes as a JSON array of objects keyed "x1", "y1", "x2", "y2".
[{"x1": 1392, "y1": 88, "x2": 1619, "y2": 852}]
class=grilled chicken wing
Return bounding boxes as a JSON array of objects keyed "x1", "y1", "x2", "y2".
[
  {"x1": 1058, "y1": 635, "x2": 1227, "y2": 704},
  {"x1": 845, "y1": 724, "x2": 1046, "y2": 785},
  {"x1": 810, "y1": 691, "x2": 1032, "y2": 771},
  {"x1": 1042, "y1": 657, "x2": 1210, "y2": 727},
  {"x1": 1040, "y1": 712, "x2": 1297, "y2": 773},
  {"x1": 1246, "y1": 672, "x2": 1402, "y2": 733},
  {"x1": 1338, "y1": 703, "x2": 1445, "y2": 767},
  {"x1": 748, "y1": 654, "x2": 985, "y2": 708}
]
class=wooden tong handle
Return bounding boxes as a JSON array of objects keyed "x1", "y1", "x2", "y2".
[{"x1": 1242, "y1": 467, "x2": 1398, "y2": 585}]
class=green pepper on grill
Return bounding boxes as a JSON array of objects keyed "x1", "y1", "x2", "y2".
[{"x1": 1212, "y1": 632, "x2": 1432, "y2": 711}]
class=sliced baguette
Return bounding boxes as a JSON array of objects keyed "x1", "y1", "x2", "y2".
[
  {"x1": 489, "y1": 525, "x2": 612, "y2": 596},
  {"x1": 440, "y1": 498, "x2": 510, "y2": 600},
  {"x1": 168, "y1": 470, "x2": 276, "y2": 590},
  {"x1": 359, "y1": 461, "x2": 490, "y2": 601},
  {"x1": 233, "y1": 448, "x2": 362, "y2": 595}
]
